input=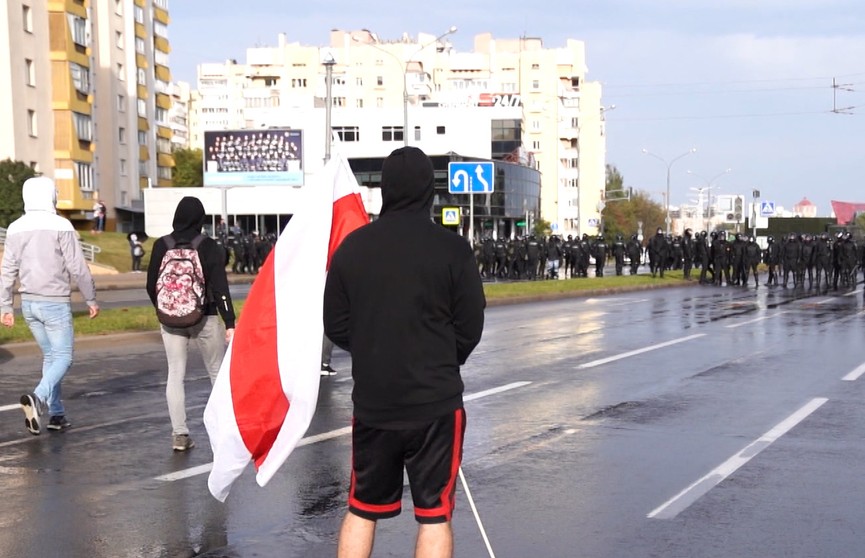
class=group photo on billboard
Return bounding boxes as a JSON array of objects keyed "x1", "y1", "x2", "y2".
[{"x1": 203, "y1": 128, "x2": 304, "y2": 187}]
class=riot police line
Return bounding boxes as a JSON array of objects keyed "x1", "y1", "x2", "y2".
[
  {"x1": 212, "y1": 225, "x2": 278, "y2": 275},
  {"x1": 473, "y1": 228, "x2": 864, "y2": 289}
]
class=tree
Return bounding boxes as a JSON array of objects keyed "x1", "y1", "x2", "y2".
[
  {"x1": 0, "y1": 159, "x2": 36, "y2": 228},
  {"x1": 601, "y1": 164, "x2": 665, "y2": 244},
  {"x1": 172, "y1": 148, "x2": 203, "y2": 187}
]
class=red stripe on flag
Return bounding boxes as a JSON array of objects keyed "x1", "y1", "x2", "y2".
[
  {"x1": 229, "y1": 251, "x2": 290, "y2": 468},
  {"x1": 328, "y1": 192, "x2": 369, "y2": 270}
]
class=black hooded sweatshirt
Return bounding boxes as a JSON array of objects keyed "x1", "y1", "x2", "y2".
[
  {"x1": 145, "y1": 196, "x2": 236, "y2": 329},
  {"x1": 323, "y1": 147, "x2": 486, "y2": 428}
]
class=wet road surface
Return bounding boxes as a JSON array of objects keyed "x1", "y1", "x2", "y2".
[{"x1": 2, "y1": 282, "x2": 865, "y2": 557}]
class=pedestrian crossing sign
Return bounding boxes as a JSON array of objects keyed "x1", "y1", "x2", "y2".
[
  {"x1": 760, "y1": 200, "x2": 776, "y2": 217},
  {"x1": 442, "y1": 207, "x2": 460, "y2": 225}
]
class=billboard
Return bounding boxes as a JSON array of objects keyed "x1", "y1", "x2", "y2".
[{"x1": 203, "y1": 128, "x2": 303, "y2": 187}]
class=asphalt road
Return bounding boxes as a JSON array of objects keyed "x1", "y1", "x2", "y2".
[{"x1": 1, "y1": 282, "x2": 864, "y2": 557}]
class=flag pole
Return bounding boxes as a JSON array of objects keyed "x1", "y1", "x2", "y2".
[{"x1": 459, "y1": 466, "x2": 496, "y2": 558}]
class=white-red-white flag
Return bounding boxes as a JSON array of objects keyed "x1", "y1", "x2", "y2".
[{"x1": 204, "y1": 152, "x2": 369, "y2": 501}]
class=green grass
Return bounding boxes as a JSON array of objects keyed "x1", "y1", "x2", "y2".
[
  {"x1": 0, "y1": 272, "x2": 687, "y2": 345},
  {"x1": 78, "y1": 231, "x2": 156, "y2": 273}
]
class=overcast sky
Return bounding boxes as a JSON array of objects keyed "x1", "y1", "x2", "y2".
[{"x1": 169, "y1": 0, "x2": 865, "y2": 217}]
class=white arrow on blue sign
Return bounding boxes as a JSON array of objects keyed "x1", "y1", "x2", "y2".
[
  {"x1": 448, "y1": 162, "x2": 494, "y2": 194},
  {"x1": 760, "y1": 200, "x2": 776, "y2": 217}
]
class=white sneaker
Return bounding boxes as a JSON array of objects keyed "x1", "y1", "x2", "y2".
[{"x1": 20, "y1": 393, "x2": 42, "y2": 435}]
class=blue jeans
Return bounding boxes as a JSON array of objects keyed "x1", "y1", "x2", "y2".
[{"x1": 21, "y1": 301, "x2": 74, "y2": 416}]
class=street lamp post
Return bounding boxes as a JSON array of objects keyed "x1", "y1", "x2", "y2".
[
  {"x1": 642, "y1": 147, "x2": 697, "y2": 235},
  {"x1": 687, "y1": 168, "x2": 731, "y2": 231},
  {"x1": 322, "y1": 53, "x2": 336, "y2": 163},
  {"x1": 353, "y1": 27, "x2": 457, "y2": 146}
]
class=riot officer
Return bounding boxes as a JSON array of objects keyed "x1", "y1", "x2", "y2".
[
  {"x1": 612, "y1": 234, "x2": 626, "y2": 276},
  {"x1": 744, "y1": 235, "x2": 761, "y2": 287},
  {"x1": 682, "y1": 229, "x2": 694, "y2": 280},
  {"x1": 648, "y1": 228, "x2": 669, "y2": 278},
  {"x1": 764, "y1": 235, "x2": 781, "y2": 286},
  {"x1": 697, "y1": 231, "x2": 713, "y2": 284},
  {"x1": 626, "y1": 234, "x2": 642, "y2": 275},
  {"x1": 593, "y1": 234, "x2": 608, "y2": 278},
  {"x1": 781, "y1": 232, "x2": 801, "y2": 288}
]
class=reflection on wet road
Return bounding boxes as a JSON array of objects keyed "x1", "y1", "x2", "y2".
[{"x1": 2, "y1": 282, "x2": 865, "y2": 557}]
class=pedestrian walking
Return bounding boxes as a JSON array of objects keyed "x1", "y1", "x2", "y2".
[
  {"x1": 92, "y1": 199, "x2": 106, "y2": 233},
  {"x1": 324, "y1": 147, "x2": 486, "y2": 558},
  {"x1": 146, "y1": 196, "x2": 236, "y2": 452},
  {"x1": 0, "y1": 176, "x2": 100, "y2": 434},
  {"x1": 130, "y1": 233, "x2": 146, "y2": 272}
]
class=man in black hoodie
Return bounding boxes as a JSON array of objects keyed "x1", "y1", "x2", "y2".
[
  {"x1": 324, "y1": 147, "x2": 486, "y2": 558},
  {"x1": 146, "y1": 196, "x2": 236, "y2": 452}
]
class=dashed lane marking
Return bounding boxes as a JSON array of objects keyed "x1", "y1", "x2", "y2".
[
  {"x1": 647, "y1": 397, "x2": 828, "y2": 520},
  {"x1": 842, "y1": 362, "x2": 865, "y2": 382},
  {"x1": 725, "y1": 311, "x2": 789, "y2": 329},
  {"x1": 154, "y1": 381, "x2": 533, "y2": 483},
  {"x1": 575, "y1": 334, "x2": 705, "y2": 370}
]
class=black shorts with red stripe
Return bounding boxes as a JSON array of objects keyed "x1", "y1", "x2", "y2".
[{"x1": 347, "y1": 408, "x2": 466, "y2": 524}]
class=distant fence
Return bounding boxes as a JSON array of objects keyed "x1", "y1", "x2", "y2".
[{"x1": 0, "y1": 226, "x2": 101, "y2": 263}]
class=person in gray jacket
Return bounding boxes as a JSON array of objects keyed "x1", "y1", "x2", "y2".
[{"x1": 0, "y1": 176, "x2": 100, "y2": 435}]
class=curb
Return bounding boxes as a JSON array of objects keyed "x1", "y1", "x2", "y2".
[{"x1": 0, "y1": 280, "x2": 697, "y2": 359}]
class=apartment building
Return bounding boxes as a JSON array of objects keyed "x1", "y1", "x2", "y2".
[
  {"x1": 0, "y1": 0, "x2": 173, "y2": 232},
  {"x1": 188, "y1": 30, "x2": 605, "y2": 237}
]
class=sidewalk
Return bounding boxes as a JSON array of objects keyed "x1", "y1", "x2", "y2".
[{"x1": 92, "y1": 271, "x2": 257, "y2": 291}]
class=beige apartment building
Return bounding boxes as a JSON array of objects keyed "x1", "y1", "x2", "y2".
[
  {"x1": 188, "y1": 30, "x2": 606, "y2": 237},
  {"x1": 0, "y1": 0, "x2": 173, "y2": 232}
]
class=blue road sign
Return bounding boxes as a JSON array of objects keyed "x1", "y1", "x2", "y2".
[
  {"x1": 760, "y1": 200, "x2": 776, "y2": 217},
  {"x1": 448, "y1": 162, "x2": 494, "y2": 194}
]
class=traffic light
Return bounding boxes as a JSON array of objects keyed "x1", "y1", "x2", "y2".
[{"x1": 734, "y1": 196, "x2": 743, "y2": 221}]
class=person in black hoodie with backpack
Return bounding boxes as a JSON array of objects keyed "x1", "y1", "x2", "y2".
[
  {"x1": 146, "y1": 196, "x2": 236, "y2": 452},
  {"x1": 324, "y1": 147, "x2": 486, "y2": 558}
]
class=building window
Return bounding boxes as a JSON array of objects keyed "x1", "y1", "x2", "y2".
[
  {"x1": 531, "y1": 63, "x2": 540, "y2": 70},
  {"x1": 139, "y1": 161, "x2": 149, "y2": 176},
  {"x1": 376, "y1": 76, "x2": 383, "y2": 86},
  {"x1": 69, "y1": 15, "x2": 87, "y2": 46},
  {"x1": 376, "y1": 97, "x2": 383, "y2": 108},
  {"x1": 571, "y1": 117, "x2": 579, "y2": 127},
  {"x1": 333, "y1": 126, "x2": 360, "y2": 142},
  {"x1": 532, "y1": 140, "x2": 541, "y2": 150},
  {"x1": 25, "y1": 59, "x2": 35, "y2": 86},
  {"x1": 157, "y1": 166, "x2": 172, "y2": 180},
  {"x1": 117, "y1": 63, "x2": 125, "y2": 81},
  {"x1": 436, "y1": 126, "x2": 446, "y2": 135},
  {"x1": 114, "y1": 0, "x2": 123, "y2": 14},
  {"x1": 119, "y1": 127, "x2": 126, "y2": 143},
  {"x1": 117, "y1": 94, "x2": 126, "y2": 112},
  {"x1": 153, "y1": 21, "x2": 168, "y2": 39},
  {"x1": 70, "y1": 63, "x2": 90, "y2": 94},
  {"x1": 116, "y1": 31, "x2": 123, "y2": 48},
  {"x1": 333, "y1": 97, "x2": 345, "y2": 107},
  {"x1": 356, "y1": 99, "x2": 363, "y2": 108},
  {"x1": 120, "y1": 159, "x2": 127, "y2": 176},
  {"x1": 75, "y1": 162, "x2": 93, "y2": 191},
  {"x1": 532, "y1": 80, "x2": 540, "y2": 90},
  {"x1": 138, "y1": 130, "x2": 147, "y2": 145},
  {"x1": 27, "y1": 110, "x2": 37, "y2": 136},
  {"x1": 73, "y1": 112, "x2": 92, "y2": 142},
  {"x1": 154, "y1": 0, "x2": 168, "y2": 8},
  {"x1": 135, "y1": 37, "x2": 145, "y2": 54},
  {"x1": 381, "y1": 126, "x2": 404, "y2": 142},
  {"x1": 137, "y1": 98, "x2": 146, "y2": 117},
  {"x1": 137, "y1": 68, "x2": 146, "y2": 85},
  {"x1": 414, "y1": 126, "x2": 421, "y2": 141},
  {"x1": 291, "y1": 78, "x2": 307, "y2": 88},
  {"x1": 154, "y1": 50, "x2": 170, "y2": 67},
  {"x1": 155, "y1": 107, "x2": 168, "y2": 123},
  {"x1": 23, "y1": 5, "x2": 33, "y2": 33},
  {"x1": 134, "y1": 5, "x2": 144, "y2": 23},
  {"x1": 356, "y1": 77, "x2": 363, "y2": 86}
]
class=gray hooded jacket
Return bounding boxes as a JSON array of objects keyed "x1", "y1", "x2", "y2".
[{"x1": 0, "y1": 177, "x2": 97, "y2": 313}]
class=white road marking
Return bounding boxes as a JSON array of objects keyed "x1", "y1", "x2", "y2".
[
  {"x1": 575, "y1": 334, "x2": 705, "y2": 370},
  {"x1": 842, "y1": 362, "x2": 865, "y2": 382},
  {"x1": 843, "y1": 289, "x2": 863, "y2": 297},
  {"x1": 725, "y1": 311, "x2": 788, "y2": 329},
  {"x1": 647, "y1": 397, "x2": 828, "y2": 520},
  {"x1": 0, "y1": 404, "x2": 20, "y2": 413},
  {"x1": 814, "y1": 297, "x2": 838, "y2": 305},
  {"x1": 155, "y1": 381, "x2": 533, "y2": 483}
]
